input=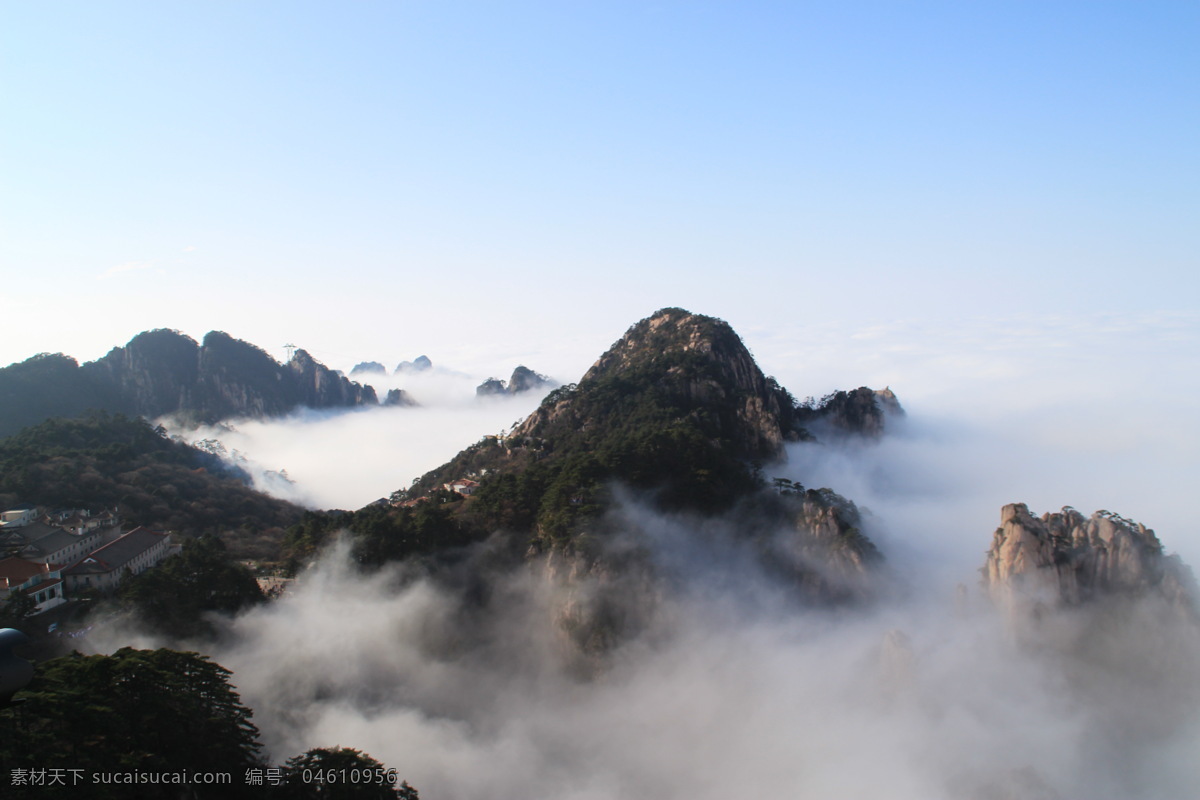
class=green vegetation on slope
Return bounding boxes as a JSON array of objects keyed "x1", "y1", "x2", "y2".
[
  {"x1": 398, "y1": 309, "x2": 803, "y2": 551},
  {"x1": 276, "y1": 310, "x2": 885, "y2": 584},
  {"x1": 116, "y1": 535, "x2": 266, "y2": 639},
  {"x1": 0, "y1": 412, "x2": 302, "y2": 558}
]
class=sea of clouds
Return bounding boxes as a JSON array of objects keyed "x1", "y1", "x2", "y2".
[{"x1": 122, "y1": 310, "x2": 1200, "y2": 798}]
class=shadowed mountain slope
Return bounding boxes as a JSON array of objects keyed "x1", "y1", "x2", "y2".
[{"x1": 0, "y1": 330, "x2": 377, "y2": 436}]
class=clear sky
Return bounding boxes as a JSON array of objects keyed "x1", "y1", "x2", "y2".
[{"x1": 2, "y1": 1, "x2": 1197, "y2": 374}]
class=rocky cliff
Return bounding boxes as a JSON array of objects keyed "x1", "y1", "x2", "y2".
[
  {"x1": 287, "y1": 349, "x2": 378, "y2": 411},
  {"x1": 84, "y1": 328, "x2": 202, "y2": 418},
  {"x1": 982, "y1": 503, "x2": 1196, "y2": 613},
  {"x1": 976, "y1": 504, "x2": 1200, "y2": 796},
  {"x1": 0, "y1": 329, "x2": 379, "y2": 435}
]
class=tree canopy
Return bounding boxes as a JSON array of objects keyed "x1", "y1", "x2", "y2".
[
  {"x1": 0, "y1": 647, "x2": 261, "y2": 799},
  {"x1": 116, "y1": 534, "x2": 265, "y2": 639},
  {"x1": 275, "y1": 747, "x2": 419, "y2": 799},
  {"x1": 0, "y1": 412, "x2": 302, "y2": 558}
]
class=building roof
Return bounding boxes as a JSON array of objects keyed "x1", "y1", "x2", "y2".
[
  {"x1": 63, "y1": 527, "x2": 168, "y2": 577},
  {"x1": 18, "y1": 526, "x2": 97, "y2": 559},
  {"x1": 0, "y1": 557, "x2": 57, "y2": 590},
  {"x1": 27, "y1": 576, "x2": 64, "y2": 595},
  {"x1": 1, "y1": 521, "x2": 60, "y2": 547}
]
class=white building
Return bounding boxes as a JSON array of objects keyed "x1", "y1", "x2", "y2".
[
  {"x1": 63, "y1": 527, "x2": 172, "y2": 595},
  {"x1": 0, "y1": 557, "x2": 67, "y2": 614}
]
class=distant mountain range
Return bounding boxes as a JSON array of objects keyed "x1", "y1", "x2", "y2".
[
  {"x1": 349, "y1": 355, "x2": 433, "y2": 377},
  {"x1": 476, "y1": 366, "x2": 555, "y2": 397},
  {"x1": 0, "y1": 332, "x2": 564, "y2": 438},
  {"x1": 0, "y1": 330, "x2": 379, "y2": 437}
]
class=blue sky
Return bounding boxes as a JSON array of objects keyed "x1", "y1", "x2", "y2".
[{"x1": 2, "y1": 1, "x2": 1197, "y2": 372}]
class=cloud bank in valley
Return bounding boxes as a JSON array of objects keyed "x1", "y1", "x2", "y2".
[
  {"x1": 120, "y1": 311, "x2": 1200, "y2": 798},
  {"x1": 166, "y1": 367, "x2": 550, "y2": 510},
  {"x1": 205, "y1": 506, "x2": 1199, "y2": 800},
  {"x1": 752, "y1": 311, "x2": 1200, "y2": 572}
]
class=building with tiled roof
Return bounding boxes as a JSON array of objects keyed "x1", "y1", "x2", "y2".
[
  {"x1": 1, "y1": 522, "x2": 60, "y2": 555},
  {"x1": 18, "y1": 524, "x2": 108, "y2": 567},
  {"x1": 63, "y1": 527, "x2": 173, "y2": 595},
  {"x1": 0, "y1": 556, "x2": 66, "y2": 613}
]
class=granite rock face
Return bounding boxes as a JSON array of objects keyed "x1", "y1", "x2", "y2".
[
  {"x1": 286, "y1": 349, "x2": 377, "y2": 411},
  {"x1": 84, "y1": 328, "x2": 203, "y2": 418},
  {"x1": 977, "y1": 503, "x2": 1200, "y2": 796},
  {"x1": 983, "y1": 503, "x2": 1195, "y2": 611}
]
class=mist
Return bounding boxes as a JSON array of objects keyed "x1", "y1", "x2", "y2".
[
  {"x1": 753, "y1": 311, "x2": 1200, "y2": 573},
  {"x1": 109, "y1": 312, "x2": 1200, "y2": 797},
  {"x1": 165, "y1": 367, "x2": 550, "y2": 509},
  {"x1": 194, "y1": 499, "x2": 1199, "y2": 800}
]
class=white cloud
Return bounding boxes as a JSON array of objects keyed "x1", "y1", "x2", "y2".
[
  {"x1": 95, "y1": 310, "x2": 1200, "y2": 798},
  {"x1": 197, "y1": 511, "x2": 1199, "y2": 799},
  {"x1": 164, "y1": 380, "x2": 550, "y2": 509}
]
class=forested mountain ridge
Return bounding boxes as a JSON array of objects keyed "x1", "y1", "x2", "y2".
[
  {"x1": 398, "y1": 307, "x2": 900, "y2": 536},
  {"x1": 288, "y1": 310, "x2": 896, "y2": 621},
  {"x1": 0, "y1": 329, "x2": 377, "y2": 437}
]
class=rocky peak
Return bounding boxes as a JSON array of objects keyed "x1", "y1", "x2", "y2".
[
  {"x1": 519, "y1": 308, "x2": 799, "y2": 462},
  {"x1": 383, "y1": 388, "x2": 418, "y2": 407},
  {"x1": 288, "y1": 349, "x2": 378, "y2": 409},
  {"x1": 349, "y1": 361, "x2": 387, "y2": 377},
  {"x1": 2, "y1": 329, "x2": 387, "y2": 433},
  {"x1": 395, "y1": 355, "x2": 432, "y2": 374},
  {"x1": 87, "y1": 329, "x2": 202, "y2": 418},
  {"x1": 476, "y1": 366, "x2": 554, "y2": 397},
  {"x1": 475, "y1": 377, "x2": 507, "y2": 397},
  {"x1": 796, "y1": 386, "x2": 904, "y2": 438},
  {"x1": 508, "y1": 365, "x2": 552, "y2": 394},
  {"x1": 582, "y1": 307, "x2": 767, "y2": 393},
  {"x1": 982, "y1": 503, "x2": 1197, "y2": 615}
]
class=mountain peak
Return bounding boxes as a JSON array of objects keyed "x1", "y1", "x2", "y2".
[
  {"x1": 983, "y1": 503, "x2": 1198, "y2": 619},
  {"x1": 513, "y1": 308, "x2": 799, "y2": 468},
  {"x1": 582, "y1": 307, "x2": 747, "y2": 382}
]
